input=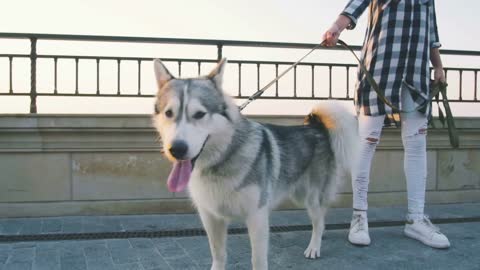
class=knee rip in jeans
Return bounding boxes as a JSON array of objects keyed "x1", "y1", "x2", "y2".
[
  {"x1": 411, "y1": 127, "x2": 427, "y2": 137},
  {"x1": 365, "y1": 131, "x2": 380, "y2": 145},
  {"x1": 403, "y1": 127, "x2": 428, "y2": 141},
  {"x1": 366, "y1": 137, "x2": 378, "y2": 144}
]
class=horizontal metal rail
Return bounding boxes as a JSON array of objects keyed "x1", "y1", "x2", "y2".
[
  {"x1": 2, "y1": 32, "x2": 480, "y2": 56},
  {"x1": 0, "y1": 33, "x2": 479, "y2": 113}
]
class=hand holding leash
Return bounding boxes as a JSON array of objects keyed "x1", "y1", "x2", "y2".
[
  {"x1": 322, "y1": 15, "x2": 352, "y2": 47},
  {"x1": 323, "y1": 23, "x2": 341, "y2": 47},
  {"x1": 433, "y1": 67, "x2": 446, "y2": 84}
]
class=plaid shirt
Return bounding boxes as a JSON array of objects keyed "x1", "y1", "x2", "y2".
[{"x1": 341, "y1": 0, "x2": 441, "y2": 121}]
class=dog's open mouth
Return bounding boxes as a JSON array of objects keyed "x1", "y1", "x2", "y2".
[{"x1": 166, "y1": 136, "x2": 209, "y2": 193}]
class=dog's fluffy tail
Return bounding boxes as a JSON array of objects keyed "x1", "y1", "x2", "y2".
[{"x1": 307, "y1": 102, "x2": 359, "y2": 200}]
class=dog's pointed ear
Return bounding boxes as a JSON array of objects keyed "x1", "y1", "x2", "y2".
[
  {"x1": 207, "y1": 58, "x2": 227, "y2": 88},
  {"x1": 153, "y1": 59, "x2": 174, "y2": 90}
]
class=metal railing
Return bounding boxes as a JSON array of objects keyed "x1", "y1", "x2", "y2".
[{"x1": 0, "y1": 33, "x2": 479, "y2": 113}]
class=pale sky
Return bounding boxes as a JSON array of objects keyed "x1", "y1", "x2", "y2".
[{"x1": 0, "y1": 0, "x2": 479, "y2": 115}]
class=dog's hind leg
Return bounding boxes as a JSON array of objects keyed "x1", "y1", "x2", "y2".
[
  {"x1": 198, "y1": 208, "x2": 228, "y2": 270},
  {"x1": 304, "y1": 204, "x2": 327, "y2": 259},
  {"x1": 246, "y1": 208, "x2": 269, "y2": 270}
]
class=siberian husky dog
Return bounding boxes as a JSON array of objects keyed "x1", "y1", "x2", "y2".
[{"x1": 152, "y1": 58, "x2": 358, "y2": 270}]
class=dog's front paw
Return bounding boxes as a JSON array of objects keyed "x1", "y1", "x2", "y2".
[{"x1": 304, "y1": 245, "x2": 321, "y2": 259}]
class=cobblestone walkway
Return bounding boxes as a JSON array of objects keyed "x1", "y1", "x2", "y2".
[
  {"x1": 0, "y1": 204, "x2": 479, "y2": 270},
  {"x1": 0, "y1": 222, "x2": 479, "y2": 270}
]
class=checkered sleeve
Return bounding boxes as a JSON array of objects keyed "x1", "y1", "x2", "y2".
[
  {"x1": 341, "y1": 0, "x2": 371, "y2": 30},
  {"x1": 429, "y1": 0, "x2": 441, "y2": 48}
]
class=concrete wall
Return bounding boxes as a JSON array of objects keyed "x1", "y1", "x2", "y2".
[{"x1": 0, "y1": 114, "x2": 479, "y2": 217}]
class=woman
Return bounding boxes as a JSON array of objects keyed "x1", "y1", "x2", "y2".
[{"x1": 323, "y1": 0, "x2": 450, "y2": 248}]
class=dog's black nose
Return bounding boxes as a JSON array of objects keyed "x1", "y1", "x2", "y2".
[{"x1": 169, "y1": 140, "x2": 188, "y2": 159}]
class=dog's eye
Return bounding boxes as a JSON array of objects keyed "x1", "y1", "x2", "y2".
[
  {"x1": 165, "y1": 109, "x2": 173, "y2": 118},
  {"x1": 193, "y1": 111, "x2": 206, "y2": 120}
]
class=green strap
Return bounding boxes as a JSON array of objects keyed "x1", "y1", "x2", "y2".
[
  {"x1": 337, "y1": 40, "x2": 400, "y2": 111},
  {"x1": 432, "y1": 81, "x2": 460, "y2": 148},
  {"x1": 337, "y1": 40, "x2": 429, "y2": 113},
  {"x1": 337, "y1": 39, "x2": 459, "y2": 148}
]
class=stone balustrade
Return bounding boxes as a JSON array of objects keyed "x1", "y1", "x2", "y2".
[{"x1": 0, "y1": 115, "x2": 479, "y2": 217}]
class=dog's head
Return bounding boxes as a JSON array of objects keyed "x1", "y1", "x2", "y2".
[{"x1": 152, "y1": 58, "x2": 238, "y2": 192}]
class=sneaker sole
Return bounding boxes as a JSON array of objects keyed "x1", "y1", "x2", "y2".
[
  {"x1": 348, "y1": 235, "x2": 371, "y2": 246},
  {"x1": 348, "y1": 240, "x2": 370, "y2": 246},
  {"x1": 404, "y1": 228, "x2": 450, "y2": 249}
]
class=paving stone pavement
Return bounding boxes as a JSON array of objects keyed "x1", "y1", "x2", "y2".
[
  {"x1": 0, "y1": 203, "x2": 479, "y2": 270},
  {"x1": 1, "y1": 203, "x2": 479, "y2": 236},
  {"x1": 0, "y1": 221, "x2": 478, "y2": 270}
]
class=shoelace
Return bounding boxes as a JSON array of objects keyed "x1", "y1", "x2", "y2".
[
  {"x1": 352, "y1": 214, "x2": 367, "y2": 233},
  {"x1": 418, "y1": 215, "x2": 441, "y2": 234}
]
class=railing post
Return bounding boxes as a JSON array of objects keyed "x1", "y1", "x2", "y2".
[
  {"x1": 29, "y1": 37, "x2": 37, "y2": 113},
  {"x1": 8, "y1": 56, "x2": 13, "y2": 94},
  {"x1": 328, "y1": 65, "x2": 332, "y2": 98},
  {"x1": 217, "y1": 44, "x2": 223, "y2": 61}
]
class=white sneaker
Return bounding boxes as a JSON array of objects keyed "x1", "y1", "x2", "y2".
[
  {"x1": 348, "y1": 211, "x2": 371, "y2": 246},
  {"x1": 404, "y1": 215, "x2": 450, "y2": 249}
]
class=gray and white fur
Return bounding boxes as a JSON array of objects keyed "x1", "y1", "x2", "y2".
[{"x1": 152, "y1": 58, "x2": 358, "y2": 270}]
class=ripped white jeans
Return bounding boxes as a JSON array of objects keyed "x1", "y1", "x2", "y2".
[{"x1": 353, "y1": 90, "x2": 428, "y2": 220}]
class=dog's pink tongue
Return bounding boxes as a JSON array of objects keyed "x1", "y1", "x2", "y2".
[{"x1": 167, "y1": 160, "x2": 192, "y2": 192}]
